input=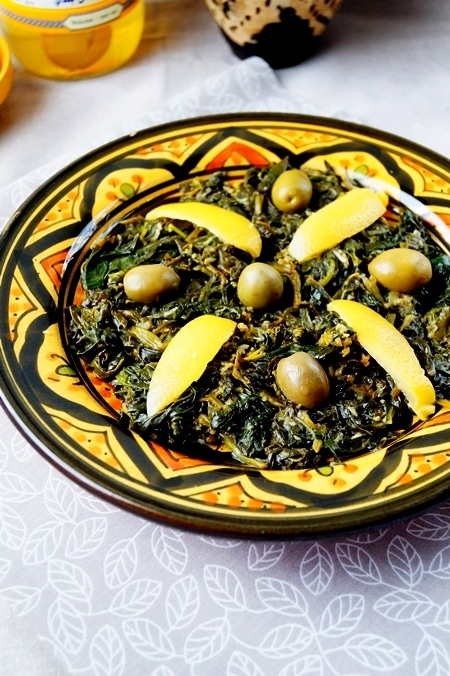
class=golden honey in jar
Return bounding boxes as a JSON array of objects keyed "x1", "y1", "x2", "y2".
[{"x1": 0, "y1": 0, "x2": 144, "y2": 79}]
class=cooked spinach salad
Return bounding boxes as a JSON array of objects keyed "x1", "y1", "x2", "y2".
[{"x1": 67, "y1": 160, "x2": 450, "y2": 470}]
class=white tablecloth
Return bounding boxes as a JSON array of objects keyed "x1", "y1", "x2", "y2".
[{"x1": 1, "y1": 1, "x2": 450, "y2": 674}]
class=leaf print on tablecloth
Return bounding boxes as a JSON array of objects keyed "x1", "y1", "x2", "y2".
[
  {"x1": 11, "y1": 430, "x2": 33, "y2": 462},
  {"x1": 247, "y1": 543, "x2": 285, "y2": 571},
  {"x1": 44, "y1": 476, "x2": 78, "y2": 522},
  {"x1": 259, "y1": 623, "x2": 313, "y2": 659},
  {"x1": 336, "y1": 544, "x2": 382, "y2": 585},
  {"x1": 374, "y1": 590, "x2": 438, "y2": 622},
  {"x1": 255, "y1": 577, "x2": 308, "y2": 616},
  {"x1": 279, "y1": 654, "x2": 323, "y2": 676},
  {"x1": 299, "y1": 543, "x2": 334, "y2": 595},
  {"x1": 104, "y1": 539, "x2": 138, "y2": 588},
  {"x1": 0, "y1": 472, "x2": 37, "y2": 502},
  {"x1": 199, "y1": 536, "x2": 242, "y2": 548},
  {"x1": 48, "y1": 595, "x2": 87, "y2": 655},
  {"x1": 204, "y1": 565, "x2": 246, "y2": 611},
  {"x1": 226, "y1": 649, "x2": 264, "y2": 676},
  {"x1": 123, "y1": 618, "x2": 176, "y2": 660},
  {"x1": 387, "y1": 535, "x2": 423, "y2": 587},
  {"x1": 90, "y1": 625, "x2": 126, "y2": 676},
  {"x1": 434, "y1": 599, "x2": 450, "y2": 631},
  {"x1": 151, "y1": 527, "x2": 187, "y2": 575},
  {"x1": 0, "y1": 439, "x2": 7, "y2": 472},
  {"x1": 48, "y1": 559, "x2": 93, "y2": 613},
  {"x1": 0, "y1": 501, "x2": 27, "y2": 550},
  {"x1": 407, "y1": 512, "x2": 450, "y2": 540},
  {"x1": 416, "y1": 634, "x2": 450, "y2": 676},
  {"x1": 78, "y1": 491, "x2": 119, "y2": 514},
  {"x1": 184, "y1": 616, "x2": 230, "y2": 664},
  {"x1": 347, "y1": 528, "x2": 388, "y2": 544},
  {"x1": 429, "y1": 546, "x2": 450, "y2": 579},
  {"x1": 0, "y1": 585, "x2": 41, "y2": 616},
  {"x1": 150, "y1": 666, "x2": 176, "y2": 676},
  {"x1": 165, "y1": 575, "x2": 200, "y2": 630},
  {"x1": 109, "y1": 579, "x2": 161, "y2": 617},
  {"x1": 22, "y1": 521, "x2": 65, "y2": 565},
  {"x1": 0, "y1": 558, "x2": 11, "y2": 584},
  {"x1": 342, "y1": 633, "x2": 407, "y2": 670},
  {"x1": 319, "y1": 594, "x2": 364, "y2": 637},
  {"x1": 65, "y1": 517, "x2": 107, "y2": 559}
]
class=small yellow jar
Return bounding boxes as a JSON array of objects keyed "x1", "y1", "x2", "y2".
[
  {"x1": 0, "y1": 34, "x2": 13, "y2": 102},
  {"x1": 0, "y1": 0, "x2": 144, "y2": 79}
]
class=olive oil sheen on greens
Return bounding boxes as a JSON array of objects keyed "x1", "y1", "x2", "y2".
[{"x1": 0, "y1": 0, "x2": 144, "y2": 79}]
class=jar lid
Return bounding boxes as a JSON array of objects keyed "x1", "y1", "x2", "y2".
[{"x1": 0, "y1": 35, "x2": 13, "y2": 105}]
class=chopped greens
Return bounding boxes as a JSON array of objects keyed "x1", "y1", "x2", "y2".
[{"x1": 67, "y1": 161, "x2": 450, "y2": 470}]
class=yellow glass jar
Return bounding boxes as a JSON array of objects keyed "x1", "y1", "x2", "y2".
[
  {"x1": 0, "y1": 0, "x2": 144, "y2": 79},
  {"x1": 0, "y1": 34, "x2": 13, "y2": 102}
]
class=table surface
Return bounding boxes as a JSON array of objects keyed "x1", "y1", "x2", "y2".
[
  {"x1": 2, "y1": 0, "x2": 450, "y2": 187},
  {"x1": 1, "y1": 1, "x2": 450, "y2": 674}
]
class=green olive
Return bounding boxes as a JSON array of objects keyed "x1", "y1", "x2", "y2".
[
  {"x1": 271, "y1": 168, "x2": 313, "y2": 213},
  {"x1": 276, "y1": 352, "x2": 330, "y2": 408},
  {"x1": 123, "y1": 264, "x2": 180, "y2": 304},
  {"x1": 368, "y1": 248, "x2": 432, "y2": 293},
  {"x1": 237, "y1": 262, "x2": 284, "y2": 309}
]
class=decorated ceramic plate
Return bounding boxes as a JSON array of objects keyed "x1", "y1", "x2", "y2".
[{"x1": 1, "y1": 113, "x2": 450, "y2": 538}]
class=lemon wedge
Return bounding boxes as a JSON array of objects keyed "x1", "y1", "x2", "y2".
[
  {"x1": 328, "y1": 299, "x2": 436, "y2": 420},
  {"x1": 147, "y1": 314, "x2": 236, "y2": 417},
  {"x1": 288, "y1": 188, "x2": 386, "y2": 263},
  {"x1": 146, "y1": 202, "x2": 262, "y2": 257}
]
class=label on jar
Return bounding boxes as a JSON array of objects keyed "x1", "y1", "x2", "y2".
[{"x1": 0, "y1": 0, "x2": 138, "y2": 31}]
